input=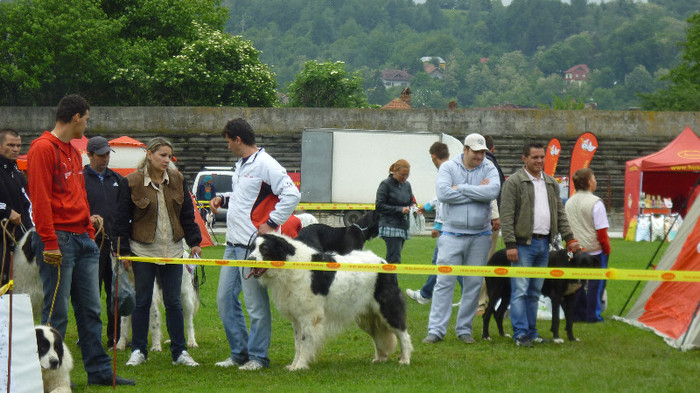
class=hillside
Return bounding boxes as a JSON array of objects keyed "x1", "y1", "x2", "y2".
[{"x1": 220, "y1": 0, "x2": 696, "y2": 109}]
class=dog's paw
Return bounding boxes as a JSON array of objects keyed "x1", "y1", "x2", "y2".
[
  {"x1": 553, "y1": 338, "x2": 565, "y2": 344},
  {"x1": 286, "y1": 364, "x2": 309, "y2": 371},
  {"x1": 115, "y1": 340, "x2": 127, "y2": 351},
  {"x1": 399, "y1": 357, "x2": 411, "y2": 365},
  {"x1": 503, "y1": 334, "x2": 512, "y2": 338},
  {"x1": 372, "y1": 356, "x2": 388, "y2": 363},
  {"x1": 150, "y1": 344, "x2": 162, "y2": 352},
  {"x1": 571, "y1": 337, "x2": 581, "y2": 342},
  {"x1": 482, "y1": 336, "x2": 492, "y2": 341},
  {"x1": 187, "y1": 340, "x2": 199, "y2": 348}
]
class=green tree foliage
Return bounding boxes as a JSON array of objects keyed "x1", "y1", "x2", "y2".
[
  {"x1": 641, "y1": 13, "x2": 700, "y2": 111},
  {"x1": 287, "y1": 60, "x2": 370, "y2": 108},
  {"x1": 0, "y1": 0, "x2": 276, "y2": 106}
]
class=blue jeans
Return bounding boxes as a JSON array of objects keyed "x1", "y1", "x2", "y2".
[
  {"x1": 420, "y1": 245, "x2": 463, "y2": 299},
  {"x1": 510, "y1": 237, "x2": 550, "y2": 340},
  {"x1": 383, "y1": 236, "x2": 405, "y2": 263},
  {"x1": 217, "y1": 245, "x2": 271, "y2": 366},
  {"x1": 37, "y1": 231, "x2": 112, "y2": 378},
  {"x1": 131, "y1": 260, "x2": 186, "y2": 361},
  {"x1": 428, "y1": 233, "x2": 491, "y2": 338}
]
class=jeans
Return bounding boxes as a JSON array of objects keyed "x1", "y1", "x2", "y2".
[
  {"x1": 427, "y1": 233, "x2": 491, "y2": 338},
  {"x1": 37, "y1": 231, "x2": 112, "y2": 378},
  {"x1": 131, "y1": 260, "x2": 186, "y2": 361},
  {"x1": 97, "y1": 234, "x2": 119, "y2": 347},
  {"x1": 217, "y1": 245, "x2": 271, "y2": 366},
  {"x1": 383, "y1": 236, "x2": 405, "y2": 263},
  {"x1": 510, "y1": 237, "x2": 550, "y2": 340},
  {"x1": 420, "y1": 245, "x2": 463, "y2": 299}
]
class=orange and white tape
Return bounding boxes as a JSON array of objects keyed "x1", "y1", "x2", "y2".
[
  {"x1": 120, "y1": 256, "x2": 700, "y2": 282},
  {"x1": 296, "y1": 203, "x2": 375, "y2": 210}
]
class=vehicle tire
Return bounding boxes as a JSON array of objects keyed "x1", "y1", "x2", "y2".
[{"x1": 343, "y1": 211, "x2": 363, "y2": 227}]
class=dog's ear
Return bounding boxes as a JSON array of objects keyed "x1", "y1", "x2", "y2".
[
  {"x1": 21, "y1": 233, "x2": 36, "y2": 263},
  {"x1": 50, "y1": 327, "x2": 65, "y2": 361},
  {"x1": 260, "y1": 234, "x2": 296, "y2": 260}
]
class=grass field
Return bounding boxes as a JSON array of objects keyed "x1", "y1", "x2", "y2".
[{"x1": 62, "y1": 237, "x2": 700, "y2": 393}]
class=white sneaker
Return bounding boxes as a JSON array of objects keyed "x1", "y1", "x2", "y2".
[
  {"x1": 239, "y1": 360, "x2": 264, "y2": 371},
  {"x1": 174, "y1": 350, "x2": 199, "y2": 366},
  {"x1": 406, "y1": 289, "x2": 430, "y2": 305},
  {"x1": 215, "y1": 357, "x2": 241, "y2": 367},
  {"x1": 126, "y1": 349, "x2": 146, "y2": 366}
]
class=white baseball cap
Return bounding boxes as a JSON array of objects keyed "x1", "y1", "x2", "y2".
[{"x1": 464, "y1": 133, "x2": 488, "y2": 151}]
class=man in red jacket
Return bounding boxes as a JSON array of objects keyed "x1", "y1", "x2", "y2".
[{"x1": 27, "y1": 94, "x2": 134, "y2": 387}]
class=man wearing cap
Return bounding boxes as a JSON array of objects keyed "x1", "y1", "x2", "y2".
[
  {"x1": 500, "y1": 141, "x2": 581, "y2": 347},
  {"x1": 423, "y1": 133, "x2": 500, "y2": 344},
  {"x1": 84, "y1": 136, "x2": 124, "y2": 348}
]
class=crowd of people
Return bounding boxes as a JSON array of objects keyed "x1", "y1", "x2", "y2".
[{"x1": 0, "y1": 94, "x2": 610, "y2": 387}]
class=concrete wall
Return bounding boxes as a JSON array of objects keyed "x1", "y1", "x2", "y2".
[{"x1": 3, "y1": 106, "x2": 698, "y2": 231}]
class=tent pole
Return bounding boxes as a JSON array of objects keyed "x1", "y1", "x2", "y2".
[
  {"x1": 618, "y1": 178, "x2": 700, "y2": 316},
  {"x1": 678, "y1": 299, "x2": 700, "y2": 350}
]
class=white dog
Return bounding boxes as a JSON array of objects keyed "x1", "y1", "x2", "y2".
[
  {"x1": 248, "y1": 233, "x2": 413, "y2": 370},
  {"x1": 35, "y1": 325, "x2": 74, "y2": 393},
  {"x1": 115, "y1": 260, "x2": 200, "y2": 351}
]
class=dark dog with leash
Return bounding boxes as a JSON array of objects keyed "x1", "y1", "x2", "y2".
[
  {"x1": 482, "y1": 248, "x2": 600, "y2": 343},
  {"x1": 296, "y1": 211, "x2": 379, "y2": 254}
]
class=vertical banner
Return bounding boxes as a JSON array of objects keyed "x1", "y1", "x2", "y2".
[
  {"x1": 569, "y1": 132, "x2": 598, "y2": 197},
  {"x1": 544, "y1": 138, "x2": 561, "y2": 177}
]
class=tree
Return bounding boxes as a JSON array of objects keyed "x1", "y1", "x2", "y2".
[
  {"x1": 287, "y1": 60, "x2": 370, "y2": 108},
  {"x1": 641, "y1": 13, "x2": 700, "y2": 111},
  {"x1": 0, "y1": 0, "x2": 276, "y2": 106}
]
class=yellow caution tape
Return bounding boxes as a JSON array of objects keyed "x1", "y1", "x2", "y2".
[
  {"x1": 121, "y1": 256, "x2": 700, "y2": 282},
  {"x1": 296, "y1": 203, "x2": 375, "y2": 210},
  {"x1": 0, "y1": 280, "x2": 13, "y2": 296}
]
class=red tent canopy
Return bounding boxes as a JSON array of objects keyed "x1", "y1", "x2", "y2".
[{"x1": 624, "y1": 127, "x2": 700, "y2": 237}]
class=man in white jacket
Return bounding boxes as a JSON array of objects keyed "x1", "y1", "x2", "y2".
[{"x1": 210, "y1": 118, "x2": 300, "y2": 370}]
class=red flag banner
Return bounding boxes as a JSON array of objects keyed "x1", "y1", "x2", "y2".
[
  {"x1": 569, "y1": 132, "x2": 598, "y2": 197},
  {"x1": 544, "y1": 138, "x2": 561, "y2": 177}
]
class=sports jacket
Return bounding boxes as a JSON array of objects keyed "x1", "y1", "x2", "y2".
[
  {"x1": 84, "y1": 165, "x2": 122, "y2": 238},
  {"x1": 221, "y1": 148, "x2": 300, "y2": 246},
  {"x1": 437, "y1": 154, "x2": 500, "y2": 234},
  {"x1": 27, "y1": 132, "x2": 95, "y2": 250},
  {"x1": 0, "y1": 154, "x2": 33, "y2": 234}
]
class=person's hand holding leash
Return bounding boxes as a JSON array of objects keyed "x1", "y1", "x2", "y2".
[
  {"x1": 43, "y1": 249, "x2": 62, "y2": 266},
  {"x1": 209, "y1": 196, "x2": 223, "y2": 214},
  {"x1": 189, "y1": 246, "x2": 202, "y2": 258}
]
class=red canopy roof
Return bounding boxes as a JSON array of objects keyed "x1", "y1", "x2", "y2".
[{"x1": 627, "y1": 127, "x2": 700, "y2": 172}]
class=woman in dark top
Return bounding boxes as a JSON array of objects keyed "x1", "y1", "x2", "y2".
[{"x1": 375, "y1": 159, "x2": 416, "y2": 264}]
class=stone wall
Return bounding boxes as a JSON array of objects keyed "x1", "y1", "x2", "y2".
[{"x1": 3, "y1": 106, "x2": 698, "y2": 223}]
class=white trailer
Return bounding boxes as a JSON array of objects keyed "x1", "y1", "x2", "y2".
[{"x1": 299, "y1": 128, "x2": 465, "y2": 225}]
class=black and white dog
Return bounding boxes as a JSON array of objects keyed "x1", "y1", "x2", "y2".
[
  {"x1": 296, "y1": 210, "x2": 379, "y2": 254},
  {"x1": 36, "y1": 325, "x2": 73, "y2": 393},
  {"x1": 12, "y1": 228, "x2": 43, "y2": 320},
  {"x1": 248, "y1": 232, "x2": 413, "y2": 370},
  {"x1": 482, "y1": 249, "x2": 600, "y2": 343}
]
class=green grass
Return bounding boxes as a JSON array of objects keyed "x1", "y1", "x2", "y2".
[{"x1": 63, "y1": 237, "x2": 700, "y2": 393}]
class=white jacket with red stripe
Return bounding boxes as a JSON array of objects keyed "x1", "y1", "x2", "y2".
[{"x1": 220, "y1": 148, "x2": 300, "y2": 246}]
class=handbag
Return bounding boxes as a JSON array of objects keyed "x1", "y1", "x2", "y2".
[{"x1": 110, "y1": 255, "x2": 135, "y2": 317}]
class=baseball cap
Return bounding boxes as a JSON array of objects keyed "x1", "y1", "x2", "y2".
[
  {"x1": 464, "y1": 133, "x2": 488, "y2": 151},
  {"x1": 87, "y1": 136, "x2": 113, "y2": 155}
]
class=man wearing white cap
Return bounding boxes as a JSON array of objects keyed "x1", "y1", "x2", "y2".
[{"x1": 423, "y1": 133, "x2": 500, "y2": 344}]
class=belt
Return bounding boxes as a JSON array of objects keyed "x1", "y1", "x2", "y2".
[
  {"x1": 532, "y1": 233, "x2": 550, "y2": 239},
  {"x1": 226, "y1": 241, "x2": 249, "y2": 248}
]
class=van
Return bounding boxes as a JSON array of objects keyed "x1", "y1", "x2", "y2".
[{"x1": 193, "y1": 167, "x2": 234, "y2": 223}]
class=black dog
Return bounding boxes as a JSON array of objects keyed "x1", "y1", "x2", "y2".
[
  {"x1": 296, "y1": 210, "x2": 379, "y2": 254},
  {"x1": 482, "y1": 249, "x2": 600, "y2": 343}
]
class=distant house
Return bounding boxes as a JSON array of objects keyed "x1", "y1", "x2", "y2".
[
  {"x1": 420, "y1": 56, "x2": 446, "y2": 79},
  {"x1": 381, "y1": 69, "x2": 412, "y2": 88},
  {"x1": 423, "y1": 63, "x2": 444, "y2": 79},
  {"x1": 564, "y1": 64, "x2": 589, "y2": 85},
  {"x1": 382, "y1": 87, "x2": 412, "y2": 110}
]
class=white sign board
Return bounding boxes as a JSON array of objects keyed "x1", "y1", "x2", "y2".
[{"x1": 0, "y1": 294, "x2": 44, "y2": 393}]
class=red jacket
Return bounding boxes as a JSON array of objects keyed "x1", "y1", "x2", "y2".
[{"x1": 27, "y1": 131, "x2": 94, "y2": 250}]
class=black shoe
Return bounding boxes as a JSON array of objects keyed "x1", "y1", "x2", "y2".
[
  {"x1": 531, "y1": 336, "x2": 551, "y2": 344},
  {"x1": 514, "y1": 336, "x2": 533, "y2": 347},
  {"x1": 87, "y1": 374, "x2": 135, "y2": 386}
]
